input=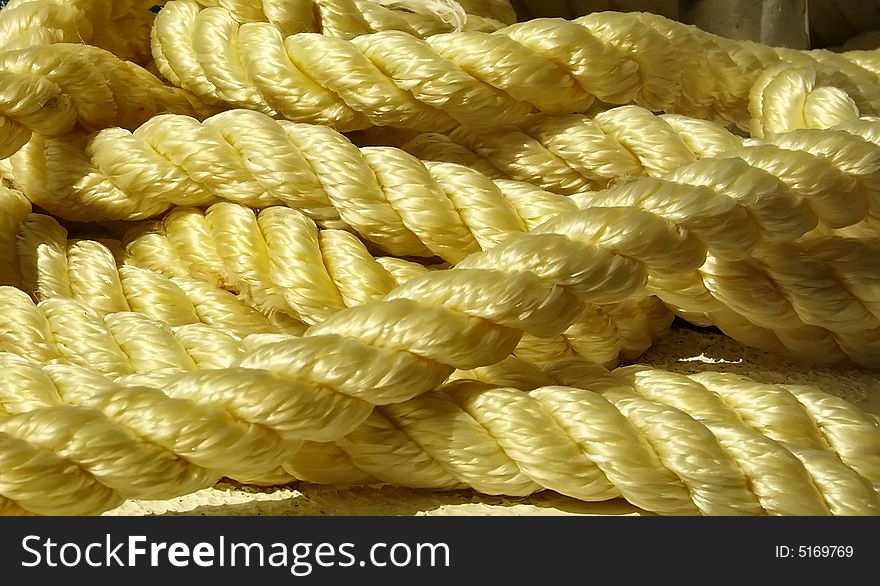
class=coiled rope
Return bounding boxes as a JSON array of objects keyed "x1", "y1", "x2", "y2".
[
  {"x1": 289, "y1": 358, "x2": 880, "y2": 516},
  {"x1": 0, "y1": 0, "x2": 878, "y2": 517},
  {"x1": 8, "y1": 109, "x2": 880, "y2": 364}
]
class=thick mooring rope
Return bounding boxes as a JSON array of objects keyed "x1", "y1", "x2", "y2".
[
  {"x1": 289, "y1": 358, "x2": 880, "y2": 516},
  {"x1": 1, "y1": 351, "x2": 877, "y2": 515},
  {"x1": 0, "y1": 187, "x2": 306, "y2": 337},
  {"x1": 1, "y1": 0, "x2": 879, "y2": 517},
  {"x1": 395, "y1": 105, "x2": 868, "y2": 196},
  {"x1": 149, "y1": 6, "x2": 880, "y2": 131},
  {"x1": 7, "y1": 110, "x2": 880, "y2": 364}
]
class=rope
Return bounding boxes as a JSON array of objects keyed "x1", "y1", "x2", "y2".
[
  {"x1": 120, "y1": 201, "x2": 673, "y2": 366},
  {"x1": 0, "y1": 196, "x2": 710, "y2": 513},
  {"x1": 11, "y1": 109, "x2": 876, "y2": 243},
  {"x1": 649, "y1": 236, "x2": 880, "y2": 366},
  {"x1": 0, "y1": 194, "x2": 713, "y2": 512},
  {"x1": 0, "y1": 42, "x2": 216, "y2": 159},
  {"x1": 148, "y1": 0, "x2": 505, "y2": 112},
  {"x1": 749, "y1": 64, "x2": 861, "y2": 138},
  {"x1": 288, "y1": 358, "x2": 880, "y2": 515},
  {"x1": 0, "y1": 181, "x2": 670, "y2": 369},
  {"x1": 396, "y1": 105, "x2": 744, "y2": 195},
  {"x1": 3, "y1": 351, "x2": 876, "y2": 515},
  {"x1": 402, "y1": 106, "x2": 876, "y2": 219},
  {"x1": 149, "y1": 7, "x2": 880, "y2": 132},
  {"x1": 0, "y1": 187, "x2": 305, "y2": 337},
  {"x1": 8, "y1": 109, "x2": 879, "y2": 363},
  {"x1": 179, "y1": 0, "x2": 509, "y2": 37},
  {"x1": 510, "y1": 0, "x2": 678, "y2": 21},
  {"x1": 393, "y1": 109, "x2": 880, "y2": 238},
  {"x1": 0, "y1": 286, "x2": 253, "y2": 376},
  {"x1": 0, "y1": 0, "x2": 162, "y2": 63},
  {"x1": 0, "y1": 0, "x2": 877, "y2": 517}
]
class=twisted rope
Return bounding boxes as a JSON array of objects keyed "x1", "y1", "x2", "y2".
[
  {"x1": 120, "y1": 202, "x2": 673, "y2": 366},
  {"x1": 288, "y1": 359, "x2": 880, "y2": 516},
  {"x1": 0, "y1": 187, "x2": 305, "y2": 337},
  {"x1": 395, "y1": 109, "x2": 880, "y2": 238},
  {"x1": 509, "y1": 0, "x2": 678, "y2": 21},
  {"x1": 149, "y1": 6, "x2": 880, "y2": 132},
  {"x1": 7, "y1": 180, "x2": 666, "y2": 370},
  {"x1": 0, "y1": 190, "x2": 717, "y2": 515},
  {"x1": 12, "y1": 109, "x2": 878, "y2": 245},
  {"x1": 394, "y1": 105, "x2": 743, "y2": 195},
  {"x1": 0, "y1": 42, "x2": 216, "y2": 159},
  {"x1": 0, "y1": 286, "x2": 253, "y2": 376},
  {"x1": 8, "y1": 109, "x2": 879, "y2": 363},
  {"x1": 749, "y1": 64, "x2": 861, "y2": 138},
  {"x1": 2, "y1": 350, "x2": 875, "y2": 515},
  {"x1": 1, "y1": 0, "x2": 877, "y2": 517},
  {"x1": 397, "y1": 106, "x2": 880, "y2": 225},
  {"x1": 0, "y1": 0, "x2": 161, "y2": 63},
  {"x1": 180, "y1": 0, "x2": 509, "y2": 37},
  {"x1": 649, "y1": 236, "x2": 880, "y2": 366}
]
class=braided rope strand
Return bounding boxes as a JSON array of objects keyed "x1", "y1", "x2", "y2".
[
  {"x1": 0, "y1": 187, "x2": 305, "y2": 337},
  {"x1": 398, "y1": 107, "x2": 880, "y2": 234},
  {"x1": 12, "y1": 109, "x2": 877, "y2": 247},
  {"x1": 182, "y1": 0, "x2": 509, "y2": 37}
]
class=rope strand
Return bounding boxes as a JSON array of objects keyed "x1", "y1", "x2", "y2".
[
  {"x1": 0, "y1": 42, "x2": 216, "y2": 159},
  {"x1": 279, "y1": 359, "x2": 880, "y2": 516},
  {"x1": 149, "y1": 7, "x2": 880, "y2": 132},
  {"x1": 120, "y1": 201, "x2": 673, "y2": 366}
]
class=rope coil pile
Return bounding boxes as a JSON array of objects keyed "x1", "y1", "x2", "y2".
[{"x1": 0, "y1": 0, "x2": 878, "y2": 516}]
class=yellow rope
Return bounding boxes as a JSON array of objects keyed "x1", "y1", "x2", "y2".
[
  {"x1": 149, "y1": 8, "x2": 880, "y2": 131},
  {"x1": 11, "y1": 109, "x2": 876, "y2": 241},
  {"x1": 7, "y1": 109, "x2": 879, "y2": 364},
  {"x1": 0, "y1": 186, "x2": 305, "y2": 337},
  {"x1": 0, "y1": 42, "x2": 216, "y2": 159},
  {"x1": 2, "y1": 351, "x2": 877, "y2": 515},
  {"x1": 0, "y1": 192, "x2": 708, "y2": 513},
  {"x1": 396, "y1": 106, "x2": 876, "y2": 214},
  {"x1": 2, "y1": 181, "x2": 669, "y2": 370},
  {"x1": 148, "y1": 0, "x2": 505, "y2": 112},
  {"x1": 394, "y1": 106, "x2": 743, "y2": 195},
  {"x1": 650, "y1": 237, "x2": 880, "y2": 366},
  {"x1": 178, "y1": 0, "x2": 509, "y2": 37},
  {"x1": 0, "y1": 0, "x2": 161, "y2": 63},
  {"x1": 0, "y1": 286, "x2": 251, "y2": 376},
  {"x1": 0, "y1": 0, "x2": 877, "y2": 517},
  {"x1": 509, "y1": 0, "x2": 678, "y2": 21},
  {"x1": 289, "y1": 358, "x2": 880, "y2": 515},
  {"x1": 749, "y1": 64, "x2": 862, "y2": 138},
  {"x1": 0, "y1": 190, "x2": 708, "y2": 434},
  {"x1": 120, "y1": 202, "x2": 673, "y2": 366}
]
